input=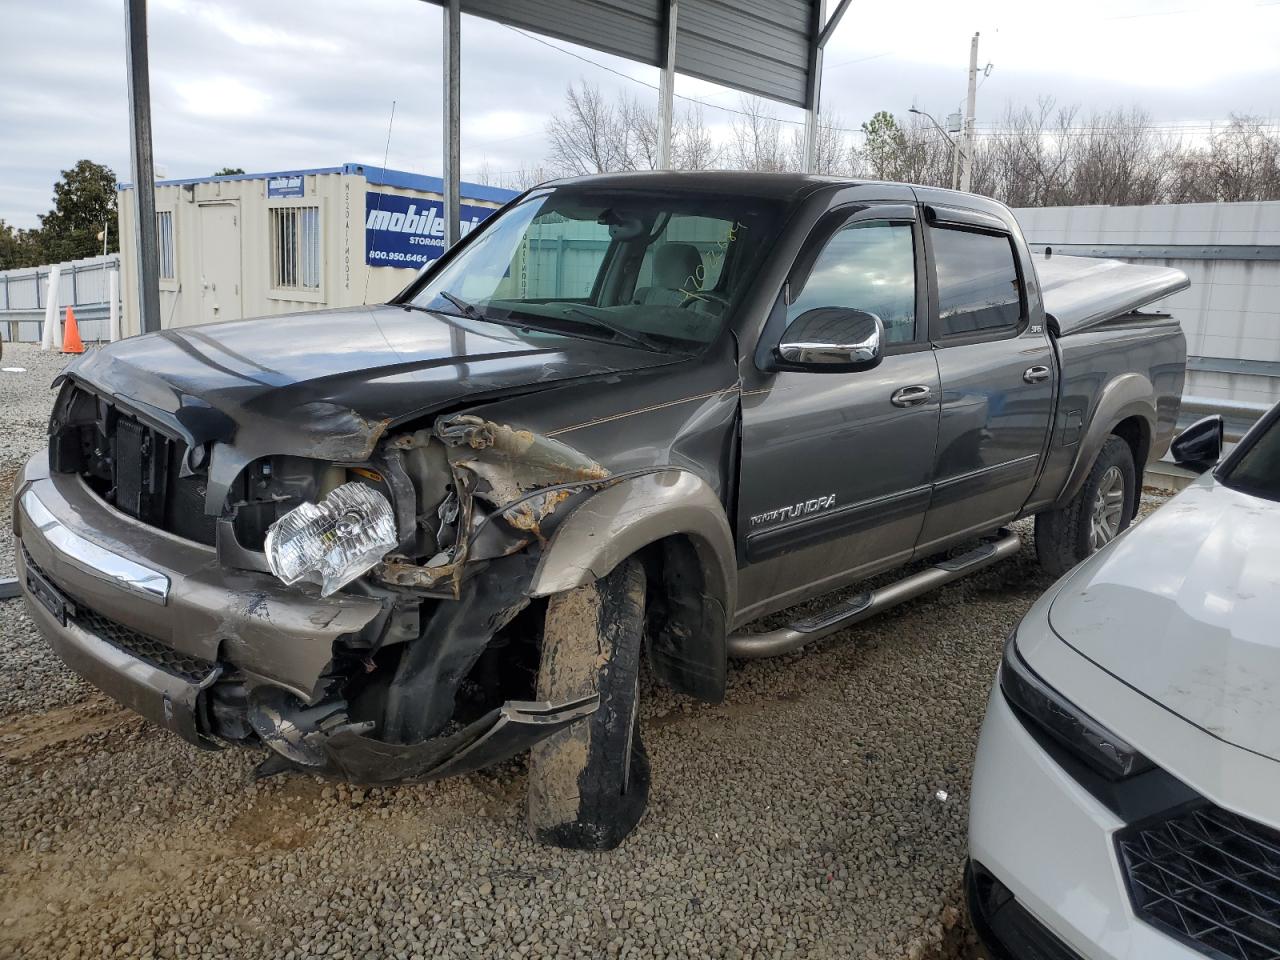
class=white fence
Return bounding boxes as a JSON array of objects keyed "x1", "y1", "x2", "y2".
[
  {"x1": 0, "y1": 253, "x2": 121, "y2": 344},
  {"x1": 1014, "y1": 201, "x2": 1280, "y2": 407}
]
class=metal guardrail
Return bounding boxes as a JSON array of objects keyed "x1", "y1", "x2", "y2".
[
  {"x1": 0, "y1": 254, "x2": 120, "y2": 344},
  {"x1": 1177, "y1": 394, "x2": 1270, "y2": 441}
]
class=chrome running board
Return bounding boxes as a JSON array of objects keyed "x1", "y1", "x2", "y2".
[{"x1": 726, "y1": 529, "x2": 1022, "y2": 659}]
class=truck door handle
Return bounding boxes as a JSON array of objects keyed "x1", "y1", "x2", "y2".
[
  {"x1": 1023, "y1": 365, "x2": 1051, "y2": 384},
  {"x1": 891, "y1": 384, "x2": 933, "y2": 407}
]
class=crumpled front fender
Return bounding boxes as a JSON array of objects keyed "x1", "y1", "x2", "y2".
[
  {"x1": 528, "y1": 468, "x2": 735, "y2": 615},
  {"x1": 529, "y1": 468, "x2": 736, "y2": 703}
]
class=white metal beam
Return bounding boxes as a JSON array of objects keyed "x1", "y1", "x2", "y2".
[
  {"x1": 657, "y1": 0, "x2": 678, "y2": 169},
  {"x1": 817, "y1": 0, "x2": 854, "y2": 49},
  {"x1": 802, "y1": 0, "x2": 826, "y2": 173}
]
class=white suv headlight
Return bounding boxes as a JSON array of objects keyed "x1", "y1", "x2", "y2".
[{"x1": 264, "y1": 482, "x2": 397, "y2": 597}]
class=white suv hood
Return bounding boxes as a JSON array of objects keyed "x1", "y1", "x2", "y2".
[{"x1": 1048, "y1": 473, "x2": 1280, "y2": 761}]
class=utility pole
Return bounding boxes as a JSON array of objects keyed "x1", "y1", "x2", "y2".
[
  {"x1": 948, "y1": 111, "x2": 962, "y2": 191},
  {"x1": 959, "y1": 31, "x2": 979, "y2": 194}
]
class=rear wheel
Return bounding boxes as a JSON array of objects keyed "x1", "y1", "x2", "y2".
[
  {"x1": 1035, "y1": 436, "x2": 1136, "y2": 577},
  {"x1": 526, "y1": 558, "x2": 648, "y2": 850}
]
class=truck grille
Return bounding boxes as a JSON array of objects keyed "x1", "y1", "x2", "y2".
[
  {"x1": 53, "y1": 385, "x2": 218, "y2": 546},
  {"x1": 1118, "y1": 803, "x2": 1280, "y2": 960},
  {"x1": 25, "y1": 552, "x2": 217, "y2": 684}
]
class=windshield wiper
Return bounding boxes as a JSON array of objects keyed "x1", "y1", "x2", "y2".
[
  {"x1": 437, "y1": 289, "x2": 487, "y2": 322},
  {"x1": 407, "y1": 291, "x2": 532, "y2": 331},
  {"x1": 560, "y1": 305, "x2": 672, "y2": 353}
]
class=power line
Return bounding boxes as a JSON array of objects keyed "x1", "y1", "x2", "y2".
[
  {"x1": 505, "y1": 25, "x2": 878, "y2": 135},
  {"x1": 501, "y1": 24, "x2": 1276, "y2": 147}
]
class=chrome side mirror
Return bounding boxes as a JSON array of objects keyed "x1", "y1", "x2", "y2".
[
  {"x1": 775, "y1": 308, "x2": 884, "y2": 373},
  {"x1": 1171, "y1": 415, "x2": 1224, "y2": 473}
]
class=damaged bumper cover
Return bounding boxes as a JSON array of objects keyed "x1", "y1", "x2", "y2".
[
  {"x1": 12, "y1": 413, "x2": 621, "y2": 781},
  {"x1": 250, "y1": 690, "x2": 600, "y2": 783},
  {"x1": 12, "y1": 451, "x2": 386, "y2": 737}
]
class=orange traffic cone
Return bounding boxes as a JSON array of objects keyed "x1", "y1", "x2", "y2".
[{"x1": 61, "y1": 306, "x2": 84, "y2": 355}]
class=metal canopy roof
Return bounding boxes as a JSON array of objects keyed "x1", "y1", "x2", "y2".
[
  {"x1": 421, "y1": 0, "x2": 818, "y2": 107},
  {"x1": 122, "y1": 0, "x2": 850, "y2": 334}
]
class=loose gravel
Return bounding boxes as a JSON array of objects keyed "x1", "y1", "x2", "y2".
[
  {"x1": 1, "y1": 342, "x2": 78, "y2": 579},
  {"x1": 0, "y1": 347, "x2": 1175, "y2": 959},
  {"x1": 1, "y1": 344, "x2": 92, "y2": 718}
]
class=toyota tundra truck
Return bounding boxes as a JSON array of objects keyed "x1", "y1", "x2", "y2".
[{"x1": 11, "y1": 172, "x2": 1188, "y2": 849}]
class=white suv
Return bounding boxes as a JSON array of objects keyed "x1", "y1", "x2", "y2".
[{"x1": 968, "y1": 406, "x2": 1280, "y2": 960}]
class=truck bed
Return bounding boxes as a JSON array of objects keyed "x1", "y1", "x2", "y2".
[{"x1": 1034, "y1": 253, "x2": 1190, "y2": 335}]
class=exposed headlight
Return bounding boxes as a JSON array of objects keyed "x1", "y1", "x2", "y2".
[
  {"x1": 264, "y1": 483, "x2": 397, "y2": 597},
  {"x1": 1000, "y1": 629, "x2": 1152, "y2": 781}
]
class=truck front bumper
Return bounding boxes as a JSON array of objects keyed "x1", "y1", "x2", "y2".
[
  {"x1": 11, "y1": 449, "x2": 599, "y2": 779},
  {"x1": 11, "y1": 449, "x2": 388, "y2": 748}
]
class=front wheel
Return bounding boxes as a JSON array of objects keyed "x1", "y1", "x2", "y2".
[
  {"x1": 1035, "y1": 435, "x2": 1136, "y2": 577},
  {"x1": 526, "y1": 558, "x2": 648, "y2": 850}
]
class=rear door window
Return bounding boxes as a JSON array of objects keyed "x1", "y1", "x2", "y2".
[{"x1": 930, "y1": 226, "x2": 1023, "y2": 338}]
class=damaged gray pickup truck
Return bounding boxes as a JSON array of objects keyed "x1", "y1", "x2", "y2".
[{"x1": 13, "y1": 172, "x2": 1188, "y2": 849}]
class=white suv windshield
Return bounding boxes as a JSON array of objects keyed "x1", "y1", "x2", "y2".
[{"x1": 405, "y1": 188, "x2": 780, "y2": 350}]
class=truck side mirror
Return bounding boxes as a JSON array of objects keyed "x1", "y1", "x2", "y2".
[
  {"x1": 774, "y1": 308, "x2": 884, "y2": 373},
  {"x1": 1171, "y1": 415, "x2": 1224, "y2": 473}
]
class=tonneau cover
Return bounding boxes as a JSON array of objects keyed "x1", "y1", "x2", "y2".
[{"x1": 1033, "y1": 254, "x2": 1190, "y2": 335}]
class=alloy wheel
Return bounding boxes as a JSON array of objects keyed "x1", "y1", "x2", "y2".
[{"x1": 1089, "y1": 465, "x2": 1126, "y2": 551}]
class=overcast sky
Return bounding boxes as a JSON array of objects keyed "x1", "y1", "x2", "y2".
[{"x1": 2, "y1": 0, "x2": 1278, "y2": 228}]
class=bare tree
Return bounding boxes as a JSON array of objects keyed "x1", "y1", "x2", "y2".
[
  {"x1": 788, "y1": 113, "x2": 860, "y2": 176},
  {"x1": 728, "y1": 97, "x2": 791, "y2": 172},
  {"x1": 543, "y1": 83, "x2": 1280, "y2": 206},
  {"x1": 673, "y1": 103, "x2": 721, "y2": 170},
  {"x1": 547, "y1": 82, "x2": 632, "y2": 175},
  {"x1": 1168, "y1": 115, "x2": 1280, "y2": 202}
]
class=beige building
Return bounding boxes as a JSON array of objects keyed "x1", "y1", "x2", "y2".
[{"x1": 116, "y1": 163, "x2": 515, "y2": 336}]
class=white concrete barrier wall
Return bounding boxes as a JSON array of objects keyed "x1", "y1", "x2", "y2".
[{"x1": 1014, "y1": 201, "x2": 1280, "y2": 406}]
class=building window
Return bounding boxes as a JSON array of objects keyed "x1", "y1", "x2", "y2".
[
  {"x1": 156, "y1": 210, "x2": 175, "y2": 280},
  {"x1": 270, "y1": 206, "x2": 321, "y2": 290}
]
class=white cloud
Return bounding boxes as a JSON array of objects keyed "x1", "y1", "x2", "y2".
[{"x1": 1, "y1": 0, "x2": 1277, "y2": 227}]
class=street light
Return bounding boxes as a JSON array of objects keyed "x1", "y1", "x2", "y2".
[{"x1": 908, "y1": 107, "x2": 960, "y2": 191}]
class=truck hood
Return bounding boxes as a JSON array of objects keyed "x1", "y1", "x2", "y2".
[
  {"x1": 63, "y1": 304, "x2": 684, "y2": 461},
  {"x1": 1047, "y1": 474, "x2": 1280, "y2": 761}
]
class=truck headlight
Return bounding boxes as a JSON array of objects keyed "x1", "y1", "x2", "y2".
[
  {"x1": 1000, "y1": 629, "x2": 1152, "y2": 781},
  {"x1": 264, "y1": 483, "x2": 397, "y2": 597}
]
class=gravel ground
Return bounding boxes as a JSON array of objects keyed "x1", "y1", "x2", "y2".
[
  {"x1": 0, "y1": 344, "x2": 92, "y2": 717},
  {"x1": 0, "y1": 342, "x2": 80, "y2": 579},
  {"x1": 0, "y1": 348, "x2": 1177, "y2": 959}
]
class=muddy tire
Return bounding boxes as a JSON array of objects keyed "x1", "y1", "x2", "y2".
[
  {"x1": 526, "y1": 558, "x2": 648, "y2": 850},
  {"x1": 1035, "y1": 435, "x2": 1136, "y2": 577}
]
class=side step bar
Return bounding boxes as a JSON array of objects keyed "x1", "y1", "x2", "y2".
[{"x1": 726, "y1": 530, "x2": 1022, "y2": 660}]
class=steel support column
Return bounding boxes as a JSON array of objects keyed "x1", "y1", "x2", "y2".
[
  {"x1": 801, "y1": 0, "x2": 826, "y2": 173},
  {"x1": 442, "y1": 0, "x2": 461, "y2": 249},
  {"x1": 657, "y1": 0, "x2": 678, "y2": 169},
  {"x1": 124, "y1": 0, "x2": 160, "y2": 334}
]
